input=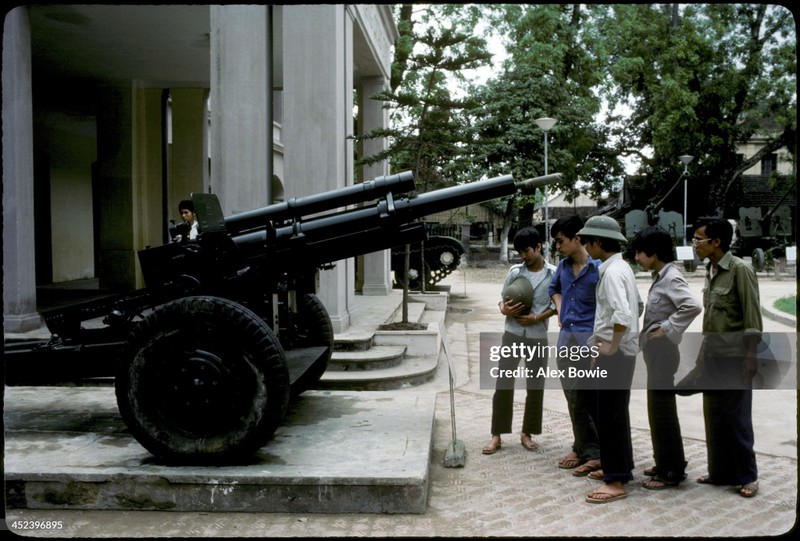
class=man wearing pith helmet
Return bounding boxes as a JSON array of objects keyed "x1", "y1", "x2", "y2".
[{"x1": 577, "y1": 215, "x2": 639, "y2": 504}]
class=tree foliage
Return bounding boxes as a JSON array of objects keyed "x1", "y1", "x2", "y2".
[
  {"x1": 356, "y1": 4, "x2": 492, "y2": 192},
  {"x1": 595, "y1": 3, "x2": 796, "y2": 216},
  {"x1": 365, "y1": 3, "x2": 795, "y2": 239}
]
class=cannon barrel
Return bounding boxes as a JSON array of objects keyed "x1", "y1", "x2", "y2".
[
  {"x1": 230, "y1": 172, "x2": 567, "y2": 267},
  {"x1": 224, "y1": 171, "x2": 416, "y2": 234},
  {"x1": 231, "y1": 174, "x2": 518, "y2": 256}
]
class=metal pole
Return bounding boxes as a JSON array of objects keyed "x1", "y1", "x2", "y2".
[
  {"x1": 543, "y1": 131, "x2": 549, "y2": 261},
  {"x1": 683, "y1": 172, "x2": 688, "y2": 246},
  {"x1": 678, "y1": 155, "x2": 694, "y2": 246}
]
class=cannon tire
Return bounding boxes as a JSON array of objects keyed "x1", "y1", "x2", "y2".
[
  {"x1": 752, "y1": 248, "x2": 765, "y2": 272},
  {"x1": 115, "y1": 296, "x2": 290, "y2": 463},
  {"x1": 288, "y1": 293, "x2": 334, "y2": 396}
]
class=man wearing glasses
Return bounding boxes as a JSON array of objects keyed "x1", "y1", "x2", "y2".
[{"x1": 691, "y1": 216, "x2": 762, "y2": 498}]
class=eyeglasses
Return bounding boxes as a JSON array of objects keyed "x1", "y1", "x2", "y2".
[{"x1": 691, "y1": 237, "x2": 712, "y2": 246}]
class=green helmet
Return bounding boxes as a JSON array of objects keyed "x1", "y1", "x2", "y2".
[{"x1": 502, "y1": 275, "x2": 534, "y2": 312}]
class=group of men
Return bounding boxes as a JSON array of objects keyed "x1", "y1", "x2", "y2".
[{"x1": 487, "y1": 213, "x2": 763, "y2": 504}]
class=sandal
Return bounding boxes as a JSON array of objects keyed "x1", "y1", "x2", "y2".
[
  {"x1": 482, "y1": 437, "x2": 502, "y2": 455},
  {"x1": 558, "y1": 452, "x2": 583, "y2": 469},
  {"x1": 520, "y1": 433, "x2": 538, "y2": 451},
  {"x1": 572, "y1": 459, "x2": 602, "y2": 477},
  {"x1": 738, "y1": 481, "x2": 759, "y2": 498},
  {"x1": 643, "y1": 466, "x2": 657, "y2": 477},
  {"x1": 643, "y1": 476, "x2": 679, "y2": 490},
  {"x1": 697, "y1": 475, "x2": 715, "y2": 484},
  {"x1": 586, "y1": 489, "x2": 627, "y2": 504},
  {"x1": 588, "y1": 469, "x2": 604, "y2": 481}
]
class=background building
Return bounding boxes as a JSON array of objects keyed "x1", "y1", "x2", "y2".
[{"x1": 3, "y1": 5, "x2": 397, "y2": 333}]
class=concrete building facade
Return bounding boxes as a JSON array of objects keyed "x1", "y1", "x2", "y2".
[{"x1": 3, "y1": 5, "x2": 398, "y2": 333}]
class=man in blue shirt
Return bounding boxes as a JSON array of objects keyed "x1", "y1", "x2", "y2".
[{"x1": 548, "y1": 216, "x2": 601, "y2": 475}]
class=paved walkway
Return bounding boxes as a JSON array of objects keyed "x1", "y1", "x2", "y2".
[{"x1": 4, "y1": 265, "x2": 797, "y2": 537}]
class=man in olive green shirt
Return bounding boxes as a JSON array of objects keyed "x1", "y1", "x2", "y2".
[{"x1": 692, "y1": 216, "x2": 761, "y2": 498}]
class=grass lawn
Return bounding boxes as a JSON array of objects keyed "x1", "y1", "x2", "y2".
[{"x1": 773, "y1": 295, "x2": 797, "y2": 316}]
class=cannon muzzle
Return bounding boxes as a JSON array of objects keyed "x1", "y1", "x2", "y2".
[{"x1": 515, "y1": 173, "x2": 563, "y2": 194}]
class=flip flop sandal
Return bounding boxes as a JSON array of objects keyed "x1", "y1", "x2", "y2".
[
  {"x1": 558, "y1": 453, "x2": 583, "y2": 469},
  {"x1": 738, "y1": 482, "x2": 759, "y2": 498},
  {"x1": 482, "y1": 440, "x2": 502, "y2": 455},
  {"x1": 588, "y1": 469, "x2": 604, "y2": 481},
  {"x1": 586, "y1": 491, "x2": 627, "y2": 504},
  {"x1": 697, "y1": 475, "x2": 715, "y2": 484},
  {"x1": 572, "y1": 460, "x2": 602, "y2": 477},
  {"x1": 642, "y1": 476, "x2": 679, "y2": 490},
  {"x1": 520, "y1": 435, "x2": 538, "y2": 451}
]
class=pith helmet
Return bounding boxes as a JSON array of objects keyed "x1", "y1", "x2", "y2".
[
  {"x1": 502, "y1": 275, "x2": 533, "y2": 311},
  {"x1": 577, "y1": 215, "x2": 627, "y2": 242}
]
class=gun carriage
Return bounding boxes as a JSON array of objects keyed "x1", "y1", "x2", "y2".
[
  {"x1": 731, "y1": 185, "x2": 794, "y2": 271},
  {"x1": 5, "y1": 171, "x2": 558, "y2": 463}
]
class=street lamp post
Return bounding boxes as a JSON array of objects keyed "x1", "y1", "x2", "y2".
[
  {"x1": 535, "y1": 117, "x2": 558, "y2": 261},
  {"x1": 679, "y1": 154, "x2": 694, "y2": 246}
]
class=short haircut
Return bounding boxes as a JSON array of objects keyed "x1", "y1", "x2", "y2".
[
  {"x1": 632, "y1": 225, "x2": 675, "y2": 262},
  {"x1": 178, "y1": 199, "x2": 195, "y2": 213},
  {"x1": 551, "y1": 215, "x2": 584, "y2": 240},
  {"x1": 513, "y1": 226, "x2": 542, "y2": 252},
  {"x1": 694, "y1": 216, "x2": 733, "y2": 251},
  {"x1": 580, "y1": 235, "x2": 621, "y2": 253}
]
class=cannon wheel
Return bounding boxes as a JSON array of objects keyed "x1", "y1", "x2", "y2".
[
  {"x1": 115, "y1": 296, "x2": 290, "y2": 462},
  {"x1": 288, "y1": 293, "x2": 334, "y2": 396},
  {"x1": 752, "y1": 248, "x2": 766, "y2": 272}
]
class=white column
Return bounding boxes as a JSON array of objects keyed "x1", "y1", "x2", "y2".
[
  {"x1": 3, "y1": 7, "x2": 41, "y2": 332},
  {"x1": 209, "y1": 5, "x2": 271, "y2": 214},
  {"x1": 283, "y1": 5, "x2": 354, "y2": 332},
  {"x1": 358, "y1": 77, "x2": 392, "y2": 295}
]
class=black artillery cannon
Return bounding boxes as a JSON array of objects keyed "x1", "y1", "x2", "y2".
[{"x1": 5, "y1": 171, "x2": 559, "y2": 463}]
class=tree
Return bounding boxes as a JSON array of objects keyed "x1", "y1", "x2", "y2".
[
  {"x1": 358, "y1": 4, "x2": 492, "y2": 190},
  {"x1": 596, "y1": 3, "x2": 796, "y2": 217},
  {"x1": 466, "y1": 4, "x2": 624, "y2": 260},
  {"x1": 355, "y1": 4, "x2": 492, "y2": 321}
]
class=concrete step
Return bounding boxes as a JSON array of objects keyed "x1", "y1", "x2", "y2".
[
  {"x1": 328, "y1": 345, "x2": 407, "y2": 371},
  {"x1": 4, "y1": 386, "x2": 435, "y2": 514},
  {"x1": 318, "y1": 355, "x2": 439, "y2": 391},
  {"x1": 333, "y1": 332, "x2": 374, "y2": 352}
]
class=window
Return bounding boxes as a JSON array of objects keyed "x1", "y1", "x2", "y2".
[{"x1": 761, "y1": 153, "x2": 778, "y2": 175}]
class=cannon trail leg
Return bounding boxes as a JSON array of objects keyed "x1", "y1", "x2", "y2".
[
  {"x1": 114, "y1": 296, "x2": 290, "y2": 462},
  {"x1": 287, "y1": 293, "x2": 334, "y2": 396}
]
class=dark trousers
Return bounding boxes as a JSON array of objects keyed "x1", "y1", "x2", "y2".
[
  {"x1": 558, "y1": 334, "x2": 600, "y2": 462},
  {"x1": 703, "y1": 388, "x2": 758, "y2": 485},
  {"x1": 701, "y1": 352, "x2": 758, "y2": 485},
  {"x1": 592, "y1": 350, "x2": 635, "y2": 483},
  {"x1": 644, "y1": 337, "x2": 687, "y2": 482},
  {"x1": 491, "y1": 332, "x2": 546, "y2": 435}
]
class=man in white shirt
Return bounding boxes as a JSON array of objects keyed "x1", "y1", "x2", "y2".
[
  {"x1": 577, "y1": 216, "x2": 639, "y2": 504},
  {"x1": 178, "y1": 199, "x2": 200, "y2": 240}
]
